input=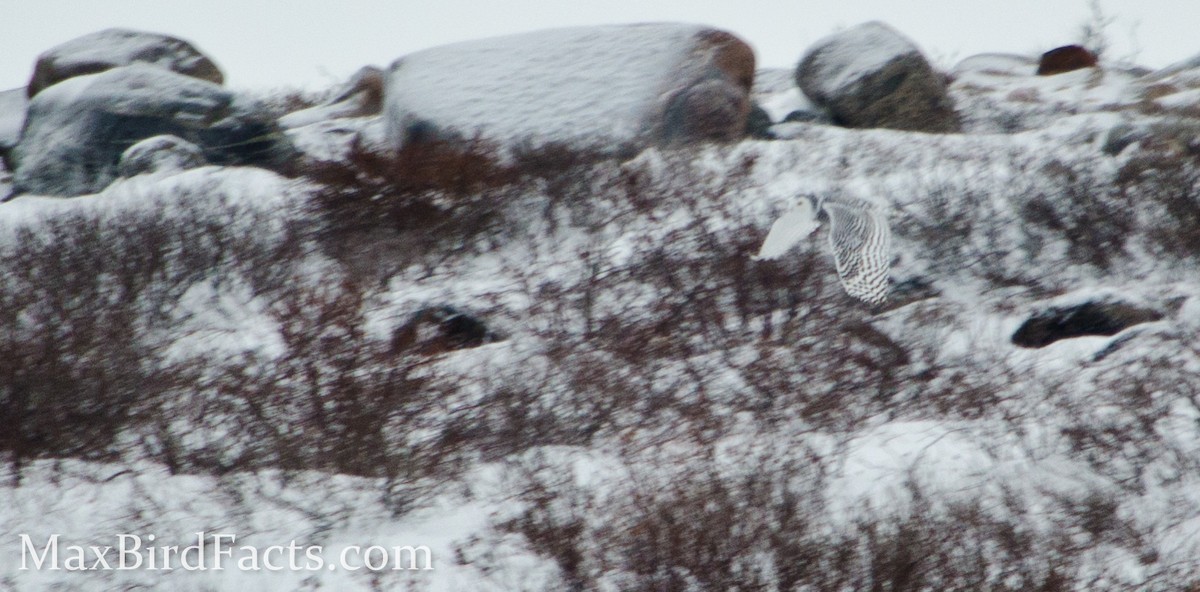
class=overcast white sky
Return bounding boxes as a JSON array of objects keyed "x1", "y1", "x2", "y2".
[{"x1": 0, "y1": 0, "x2": 1193, "y2": 92}]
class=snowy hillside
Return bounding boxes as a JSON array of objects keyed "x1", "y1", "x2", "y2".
[{"x1": 4, "y1": 22, "x2": 1200, "y2": 592}]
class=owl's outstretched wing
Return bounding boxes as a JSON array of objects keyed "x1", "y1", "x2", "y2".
[
  {"x1": 752, "y1": 199, "x2": 820, "y2": 260},
  {"x1": 823, "y1": 200, "x2": 891, "y2": 305}
]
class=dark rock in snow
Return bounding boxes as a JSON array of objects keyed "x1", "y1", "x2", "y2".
[
  {"x1": 195, "y1": 93, "x2": 298, "y2": 171},
  {"x1": 886, "y1": 276, "x2": 939, "y2": 306},
  {"x1": 1036, "y1": 45, "x2": 1098, "y2": 76},
  {"x1": 745, "y1": 102, "x2": 774, "y2": 139},
  {"x1": 392, "y1": 306, "x2": 500, "y2": 355},
  {"x1": 797, "y1": 21, "x2": 960, "y2": 133},
  {"x1": 1012, "y1": 299, "x2": 1163, "y2": 348},
  {"x1": 11, "y1": 64, "x2": 294, "y2": 196},
  {"x1": 118, "y1": 135, "x2": 206, "y2": 178},
  {"x1": 28, "y1": 28, "x2": 224, "y2": 98},
  {"x1": 783, "y1": 109, "x2": 825, "y2": 123}
]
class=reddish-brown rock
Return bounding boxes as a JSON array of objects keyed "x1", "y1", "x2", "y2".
[{"x1": 1036, "y1": 45, "x2": 1098, "y2": 76}]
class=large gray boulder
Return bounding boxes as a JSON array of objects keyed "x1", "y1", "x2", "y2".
[
  {"x1": 27, "y1": 28, "x2": 223, "y2": 98},
  {"x1": 384, "y1": 23, "x2": 754, "y2": 151},
  {"x1": 11, "y1": 63, "x2": 292, "y2": 197},
  {"x1": 797, "y1": 21, "x2": 959, "y2": 133}
]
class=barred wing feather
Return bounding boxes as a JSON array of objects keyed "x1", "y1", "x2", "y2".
[{"x1": 822, "y1": 201, "x2": 891, "y2": 305}]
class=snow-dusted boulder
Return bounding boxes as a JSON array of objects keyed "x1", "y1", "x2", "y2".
[
  {"x1": 118, "y1": 134, "x2": 206, "y2": 178},
  {"x1": 11, "y1": 64, "x2": 291, "y2": 197},
  {"x1": 797, "y1": 21, "x2": 959, "y2": 132},
  {"x1": 279, "y1": 66, "x2": 384, "y2": 129},
  {"x1": 27, "y1": 28, "x2": 223, "y2": 98},
  {"x1": 12, "y1": 64, "x2": 229, "y2": 196},
  {"x1": 384, "y1": 23, "x2": 755, "y2": 151}
]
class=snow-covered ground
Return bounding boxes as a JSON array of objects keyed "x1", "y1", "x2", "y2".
[{"x1": 4, "y1": 34, "x2": 1200, "y2": 591}]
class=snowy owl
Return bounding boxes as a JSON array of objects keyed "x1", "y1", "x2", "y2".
[{"x1": 753, "y1": 195, "x2": 891, "y2": 305}]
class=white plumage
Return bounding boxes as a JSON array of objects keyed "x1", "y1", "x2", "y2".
[{"x1": 753, "y1": 195, "x2": 892, "y2": 305}]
